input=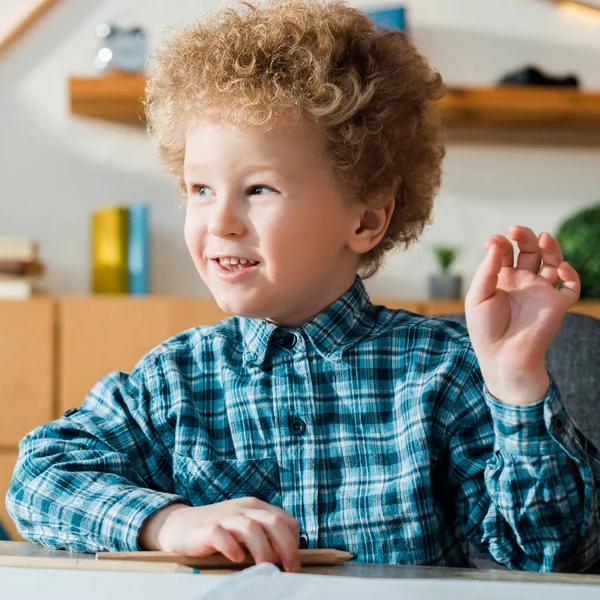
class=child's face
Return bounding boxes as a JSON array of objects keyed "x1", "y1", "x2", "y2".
[{"x1": 183, "y1": 117, "x2": 364, "y2": 326}]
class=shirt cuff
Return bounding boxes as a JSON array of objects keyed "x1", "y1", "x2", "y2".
[
  {"x1": 485, "y1": 378, "x2": 583, "y2": 457},
  {"x1": 97, "y1": 489, "x2": 191, "y2": 552}
]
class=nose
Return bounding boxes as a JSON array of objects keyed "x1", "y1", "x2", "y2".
[{"x1": 207, "y1": 195, "x2": 247, "y2": 238}]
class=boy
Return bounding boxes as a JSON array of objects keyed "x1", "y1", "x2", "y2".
[{"x1": 6, "y1": 0, "x2": 599, "y2": 574}]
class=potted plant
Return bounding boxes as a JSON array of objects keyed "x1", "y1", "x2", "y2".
[
  {"x1": 428, "y1": 245, "x2": 462, "y2": 299},
  {"x1": 556, "y1": 204, "x2": 600, "y2": 299}
]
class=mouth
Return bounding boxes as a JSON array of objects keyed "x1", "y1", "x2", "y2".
[{"x1": 212, "y1": 257, "x2": 260, "y2": 272}]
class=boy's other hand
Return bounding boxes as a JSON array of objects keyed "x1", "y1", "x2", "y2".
[
  {"x1": 465, "y1": 225, "x2": 580, "y2": 406},
  {"x1": 139, "y1": 498, "x2": 301, "y2": 572}
]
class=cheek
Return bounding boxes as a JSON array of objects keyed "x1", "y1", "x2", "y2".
[{"x1": 184, "y1": 210, "x2": 204, "y2": 253}]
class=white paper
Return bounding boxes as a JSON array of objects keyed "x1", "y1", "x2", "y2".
[{"x1": 200, "y1": 564, "x2": 600, "y2": 600}]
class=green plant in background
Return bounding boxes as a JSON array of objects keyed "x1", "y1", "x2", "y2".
[
  {"x1": 556, "y1": 204, "x2": 600, "y2": 299},
  {"x1": 433, "y1": 245, "x2": 459, "y2": 273}
]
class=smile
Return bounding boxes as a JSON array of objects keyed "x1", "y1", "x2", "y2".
[
  {"x1": 211, "y1": 257, "x2": 261, "y2": 279},
  {"x1": 216, "y1": 257, "x2": 260, "y2": 268}
]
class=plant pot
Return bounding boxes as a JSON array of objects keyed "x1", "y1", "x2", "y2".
[{"x1": 428, "y1": 274, "x2": 462, "y2": 300}]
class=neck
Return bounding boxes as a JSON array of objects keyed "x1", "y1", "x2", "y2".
[{"x1": 266, "y1": 270, "x2": 359, "y2": 328}]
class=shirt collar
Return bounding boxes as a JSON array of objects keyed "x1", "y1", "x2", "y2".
[{"x1": 239, "y1": 276, "x2": 376, "y2": 365}]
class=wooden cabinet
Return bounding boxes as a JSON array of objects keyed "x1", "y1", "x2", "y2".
[
  {"x1": 0, "y1": 297, "x2": 54, "y2": 540},
  {"x1": 57, "y1": 297, "x2": 228, "y2": 414},
  {"x1": 0, "y1": 451, "x2": 20, "y2": 541},
  {"x1": 0, "y1": 298, "x2": 54, "y2": 446}
]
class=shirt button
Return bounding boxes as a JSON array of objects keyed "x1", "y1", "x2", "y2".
[
  {"x1": 552, "y1": 415, "x2": 565, "y2": 434},
  {"x1": 63, "y1": 408, "x2": 78, "y2": 418},
  {"x1": 289, "y1": 415, "x2": 306, "y2": 436},
  {"x1": 281, "y1": 332, "x2": 298, "y2": 350},
  {"x1": 299, "y1": 533, "x2": 309, "y2": 549}
]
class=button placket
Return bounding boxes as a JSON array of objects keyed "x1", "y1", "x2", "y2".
[{"x1": 273, "y1": 331, "x2": 319, "y2": 556}]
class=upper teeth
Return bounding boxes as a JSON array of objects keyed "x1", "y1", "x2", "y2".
[{"x1": 219, "y1": 257, "x2": 254, "y2": 265}]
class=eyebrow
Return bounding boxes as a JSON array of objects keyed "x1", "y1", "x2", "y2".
[{"x1": 183, "y1": 164, "x2": 288, "y2": 177}]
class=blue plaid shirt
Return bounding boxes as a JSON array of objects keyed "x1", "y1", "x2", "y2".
[{"x1": 6, "y1": 277, "x2": 600, "y2": 570}]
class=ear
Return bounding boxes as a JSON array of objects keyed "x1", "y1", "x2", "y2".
[{"x1": 347, "y1": 195, "x2": 395, "y2": 255}]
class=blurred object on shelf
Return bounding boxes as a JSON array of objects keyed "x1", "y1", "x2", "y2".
[
  {"x1": 92, "y1": 206, "x2": 129, "y2": 294},
  {"x1": 128, "y1": 203, "x2": 149, "y2": 296},
  {"x1": 365, "y1": 6, "x2": 407, "y2": 32},
  {"x1": 0, "y1": 237, "x2": 45, "y2": 300},
  {"x1": 0, "y1": 259, "x2": 44, "y2": 277},
  {"x1": 0, "y1": 237, "x2": 37, "y2": 262},
  {"x1": 499, "y1": 65, "x2": 580, "y2": 88},
  {"x1": 92, "y1": 204, "x2": 151, "y2": 295},
  {"x1": 94, "y1": 0, "x2": 148, "y2": 73},
  {"x1": 547, "y1": 0, "x2": 600, "y2": 18},
  {"x1": 555, "y1": 204, "x2": 600, "y2": 299},
  {"x1": 428, "y1": 245, "x2": 462, "y2": 300}
]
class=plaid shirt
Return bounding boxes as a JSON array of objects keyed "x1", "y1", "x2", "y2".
[{"x1": 6, "y1": 277, "x2": 600, "y2": 570}]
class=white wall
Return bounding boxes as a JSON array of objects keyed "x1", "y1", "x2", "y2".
[{"x1": 1, "y1": 0, "x2": 599, "y2": 298}]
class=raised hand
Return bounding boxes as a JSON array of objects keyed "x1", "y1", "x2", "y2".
[{"x1": 465, "y1": 225, "x2": 580, "y2": 406}]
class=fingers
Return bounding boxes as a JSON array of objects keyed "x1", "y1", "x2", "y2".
[
  {"x1": 485, "y1": 234, "x2": 514, "y2": 268},
  {"x1": 537, "y1": 232, "x2": 564, "y2": 287},
  {"x1": 242, "y1": 498, "x2": 300, "y2": 540},
  {"x1": 557, "y1": 261, "x2": 581, "y2": 307},
  {"x1": 225, "y1": 515, "x2": 281, "y2": 566},
  {"x1": 171, "y1": 500, "x2": 301, "y2": 573},
  {"x1": 509, "y1": 225, "x2": 542, "y2": 273},
  {"x1": 196, "y1": 523, "x2": 247, "y2": 563},
  {"x1": 247, "y1": 509, "x2": 301, "y2": 572},
  {"x1": 466, "y1": 242, "x2": 503, "y2": 308}
]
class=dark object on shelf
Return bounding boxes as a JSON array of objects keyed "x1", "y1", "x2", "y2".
[
  {"x1": 499, "y1": 65, "x2": 579, "y2": 88},
  {"x1": 555, "y1": 204, "x2": 600, "y2": 299},
  {"x1": 95, "y1": 23, "x2": 148, "y2": 73}
]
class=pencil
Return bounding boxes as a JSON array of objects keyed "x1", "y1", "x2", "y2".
[{"x1": 96, "y1": 548, "x2": 355, "y2": 568}]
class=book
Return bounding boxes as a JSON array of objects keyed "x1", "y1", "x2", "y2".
[
  {"x1": 0, "y1": 260, "x2": 44, "y2": 276},
  {"x1": 127, "y1": 203, "x2": 149, "y2": 295},
  {"x1": 0, "y1": 237, "x2": 37, "y2": 262},
  {"x1": 0, "y1": 278, "x2": 33, "y2": 300},
  {"x1": 366, "y1": 7, "x2": 408, "y2": 31},
  {"x1": 92, "y1": 206, "x2": 129, "y2": 294}
]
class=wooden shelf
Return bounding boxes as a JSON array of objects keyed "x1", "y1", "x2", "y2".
[
  {"x1": 440, "y1": 86, "x2": 600, "y2": 128},
  {"x1": 69, "y1": 75, "x2": 146, "y2": 125},
  {"x1": 69, "y1": 76, "x2": 600, "y2": 130}
]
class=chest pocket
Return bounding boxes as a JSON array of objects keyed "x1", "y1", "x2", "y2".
[{"x1": 173, "y1": 455, "x2": 282, "y2": 507}]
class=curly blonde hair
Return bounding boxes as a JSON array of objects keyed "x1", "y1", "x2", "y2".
[{"x1": 145, "y1": 0, "x2": 445, "y2": 277}]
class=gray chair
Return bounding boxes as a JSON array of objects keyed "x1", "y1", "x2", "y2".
[{"x1": 436, "y1": 311, "x2": 600, "y2": 571}]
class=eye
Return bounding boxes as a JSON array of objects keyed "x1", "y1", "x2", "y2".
[
  {"x1": 248, "y1": 185, "x2": 276, "y2": 196},
  {"x1": 190, "y1": 184, "x2": 214, "y2": 197}
]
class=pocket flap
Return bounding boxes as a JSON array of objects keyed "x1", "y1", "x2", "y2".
[{"x1": 173, "y1": 455, "x2": 281, "y2": 505}]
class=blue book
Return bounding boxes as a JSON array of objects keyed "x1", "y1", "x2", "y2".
[
  {"x1": 366, "y1": 7, "x2": 407, "y2": 32},
  {"x1": 128, "y1": 203, "x2": 149, "y2": 295}
]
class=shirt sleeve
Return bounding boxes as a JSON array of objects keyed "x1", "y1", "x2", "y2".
[
  {"x1": 448, "y1": 351, "x2": 600, "y2": 572},
  {"x1": 5, "y1": 363, "x2": 190, "y2": 553}
]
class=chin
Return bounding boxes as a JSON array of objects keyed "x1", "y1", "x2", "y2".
[{"x1": 214, "y1": 295, "x2": 271, "y2": 320}]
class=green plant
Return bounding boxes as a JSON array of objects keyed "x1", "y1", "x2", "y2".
[
  {"x1": 433, "y1": 245, "x2": 458, "y2": 274},
  {"x1": 556, "y1": 204, "x2": 600, "y2": 299}
]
